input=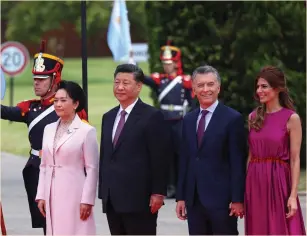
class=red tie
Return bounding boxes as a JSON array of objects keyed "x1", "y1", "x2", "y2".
[{"x1": 113, "y1": 110, "x2": 127, "y2": 147}]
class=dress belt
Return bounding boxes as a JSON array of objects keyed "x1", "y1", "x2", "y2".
[{"x1": 250, "y1": 157, "x2": 288, "y2": 165}]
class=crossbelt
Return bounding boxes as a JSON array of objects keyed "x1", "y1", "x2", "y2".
[{"x1": 160, "y1": 104, "x2": 184, "y2": 111}]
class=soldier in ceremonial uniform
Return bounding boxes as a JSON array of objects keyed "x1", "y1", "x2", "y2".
[
  {"x1": 1, "y1": 41, "x2": 87, "y2": 234},
  {"x1": 143, "y1": 41, "x2": 195, "y2": 198}
]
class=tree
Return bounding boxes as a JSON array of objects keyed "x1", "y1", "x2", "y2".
[
  {"x1": 2, "y1": 1, "x2": 146, "y2": 43},
  {"x1": 145, "y1": 1, "x2": 306, "y2": 167}
]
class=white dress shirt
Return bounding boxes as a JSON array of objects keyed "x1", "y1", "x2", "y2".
[
  {"x1": 196, "y1": 100, "x2": 219, "y2": 131},
  {"x1": 112, "y1": 98, "x2": 139, "y2": 141}
]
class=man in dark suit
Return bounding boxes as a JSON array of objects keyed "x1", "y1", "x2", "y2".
[
  {"x1": 176, "y1": 65, "x2": 246, "y2": 235},
  {"x1": 98, "y1": 64, "x2": 171, "y2": 235}
]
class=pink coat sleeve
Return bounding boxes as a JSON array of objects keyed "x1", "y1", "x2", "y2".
[
  {"x1": 81, "y1": 127, "x2": 99, "y2": 205},
  {"x1": 36, "y1": 125, "x2": 49, "y2": 201}
]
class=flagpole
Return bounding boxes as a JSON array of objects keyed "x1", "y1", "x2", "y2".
[{"x1": 81, "y1": 0, "x2": 88, "y2": 116}]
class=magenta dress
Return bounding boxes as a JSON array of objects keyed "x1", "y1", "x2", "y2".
[{"x1": 245, "y1": 108, "x2": 306, "y2": 235}]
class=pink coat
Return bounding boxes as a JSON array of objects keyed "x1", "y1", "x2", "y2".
[{"x1": 36, "y1": 115, "x2": 99, "y2": 235}]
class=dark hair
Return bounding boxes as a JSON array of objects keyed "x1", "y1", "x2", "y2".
[
  {"x1": 56, "y1": 80, "x2": 86, "y2": 112},
  {"x1": 250, "y1": 65, "x2": 295, "y2": 131},
  {"x1": 114, "y1": 64, "x2": 144, "y2": 83}
]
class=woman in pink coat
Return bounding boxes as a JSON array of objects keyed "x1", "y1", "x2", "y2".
[{"x1": 36, "y1": 80, "x2": 99, "y2": 235}]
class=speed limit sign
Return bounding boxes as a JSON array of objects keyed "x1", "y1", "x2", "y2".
[{"x1": 1, "y1": 41, "x2": 30, "y2": 77}]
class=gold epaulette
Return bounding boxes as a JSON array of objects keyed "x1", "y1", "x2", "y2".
[{"x1": 82, "y1": 119, "x2": 90, "y2": 125}]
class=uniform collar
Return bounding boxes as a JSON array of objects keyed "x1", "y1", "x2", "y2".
[
  {"x1": 41, "y1": 95, "x2": 55, "y2": 106},
  {"x1": 163, "y1": 73, "x2": 180, "y2": 80}
]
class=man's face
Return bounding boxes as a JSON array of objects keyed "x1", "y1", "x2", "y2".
[
  {"x1": 113, "y1": 72, "x2": 142, "y2": 104},
  {"x1": 33, "y1": 77, "x2": 52, "y2": 97},
  {"x1": 192, "y1": 73, "x2": 220, "y2": 108},
  {"x1": 163, "y1": 62, "x2": 176, "y2": 74}
]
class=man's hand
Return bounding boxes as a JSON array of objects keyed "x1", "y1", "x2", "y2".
[
  {"x1": 229, "y1": 202, "x2": 244, "y2": 218},
  {"x1": 37, "y1": 200, "x2": 46, "y2": 217},
  {"x1": 80, "y1": 203, "x2": 93, "y2": 221},
  {"x1": 149, "y1": 195, "x2": 164, "y2": 214},
  {"x1": 176, "y1": 200, "x2": 187, "y2": 220}
]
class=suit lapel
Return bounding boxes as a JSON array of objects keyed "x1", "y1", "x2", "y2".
[
  {"x1": 113, "y1": 99, "x2": 143, "y2": 152},
  {"x1": 199, "y1": 102, "x2": 224, "y2": 150},
  {"x1": 188, "y1": 108, "x2": 200, "y2": 152},
  {"x1": 48, "y1": 120, "x2": 59, "y2": 156},
  {"x1": 54, "y1": 115, "x2": 81, "y2": 154}
]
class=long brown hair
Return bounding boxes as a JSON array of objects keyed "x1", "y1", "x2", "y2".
[{"x1": 249, "y1": 66, "x2": 295, "y2": 131}]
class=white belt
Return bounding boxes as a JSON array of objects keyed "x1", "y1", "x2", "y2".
[
  {"x1": 30, "y1": 148, "x2": 41, "y2": 157},
  {"x1": 161, "y1": 104, "x2": 184, "y2": 111}
]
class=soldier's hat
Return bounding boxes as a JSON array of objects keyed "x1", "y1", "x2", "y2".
[
  {"x1": 160, "y1": 40, "x2": 181, "y2": 64},
  {"x1": 32, "y1": 40, "x2": 64, "y2": 84}
]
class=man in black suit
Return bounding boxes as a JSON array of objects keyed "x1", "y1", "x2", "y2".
[{"x1": 98, "y1": 64, "x2": 171, "y2": 235}]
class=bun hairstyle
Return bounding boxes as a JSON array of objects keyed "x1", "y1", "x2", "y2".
[{"x1": 250, "y1": 66, "x2": 295, "y2": 131}]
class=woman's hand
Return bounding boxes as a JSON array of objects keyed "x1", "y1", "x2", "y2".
[
  {"x1": 286, "y1": 197, "x2": 298, "y2": 218},
  {"x1": 37, "y1": 200, "x2": 46, "y2": 217},
  {"x1": 80, "y1": 203, "x2": 93, "y2": 221}
]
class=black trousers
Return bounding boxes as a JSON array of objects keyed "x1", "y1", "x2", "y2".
[
  {"x1": 106, "y1": 199, "x2": 158, "y2": 235},
  {"x1": 167, "y1": 119, "x2": 182, "y2": 188},
  {"x1": 187, "y1": 187, "x2": 238, "y2": 235},
  {"x1": 22, "y1": 166, "x2": 46, "y2": 232}
]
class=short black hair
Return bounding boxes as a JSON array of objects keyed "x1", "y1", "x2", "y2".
[
  {"x1": 56, "y1": 80, "x2": 85, "y2": 112},
  {"x1": 114, "y1": 64, "x2": 145, "y2": 83}
]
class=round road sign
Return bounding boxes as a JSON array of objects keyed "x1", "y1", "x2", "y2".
[{"x1": 1, "y1": 41, "x2": 30, "y2": 77}]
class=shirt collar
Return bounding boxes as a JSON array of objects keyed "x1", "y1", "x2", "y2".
[
  {"x1": 119, "y1": 97, "x2": 139, "y2": 116},
  {"x1": 199, "y1": 100, "x2": 219, "y2": 115}
]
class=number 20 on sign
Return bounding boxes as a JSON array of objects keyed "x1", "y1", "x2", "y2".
[{"x1": 1, "y1": 41, "x2": 30, "y2": 113}]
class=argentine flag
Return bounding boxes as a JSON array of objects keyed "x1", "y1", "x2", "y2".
[{"x1": 107, "y1": 0, "x2": 132, "y2": 62}]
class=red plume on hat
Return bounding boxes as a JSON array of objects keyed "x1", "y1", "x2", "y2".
[{"x1": 40, "y1": 40, "x2": 46, "y2": 53}]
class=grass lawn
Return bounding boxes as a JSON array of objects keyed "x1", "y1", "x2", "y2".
[{"x1": 1, "y1": 57, "x2": 306, "y2": 191}]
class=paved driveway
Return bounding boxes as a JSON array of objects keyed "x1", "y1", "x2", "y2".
[{"x1": 1, "y1": 152, "x2": 306, "y2": 235}]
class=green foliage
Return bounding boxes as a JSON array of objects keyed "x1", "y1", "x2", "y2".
[
  {"x1": 146, "y1": 1, "x2": 306, "y2": 167},
  {"x1": 3, "y1": 1, "x2": 146, "y2": 43}
]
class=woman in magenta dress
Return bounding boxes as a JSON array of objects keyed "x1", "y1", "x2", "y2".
[{"x1": 245, "y1": 66, "x2": 306, "y2": 235}]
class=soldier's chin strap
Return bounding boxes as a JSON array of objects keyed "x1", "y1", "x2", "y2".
[{"x1": 40, "y1": 73, "x2": 57, "y2": 100}]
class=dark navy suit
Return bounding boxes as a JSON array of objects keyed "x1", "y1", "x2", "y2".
[{"x1": 176, "y1": 101, "x2": 246, "y2": 235}]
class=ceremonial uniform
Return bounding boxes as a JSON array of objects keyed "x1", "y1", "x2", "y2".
[
  {"x1": 143, "y1": 42, "x2": 195, "y2": 198},
  {"x1": 1, "y1": 41, "x2": 87, "y2": 231}
]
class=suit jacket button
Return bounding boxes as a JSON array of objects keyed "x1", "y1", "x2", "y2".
[{"x1": 196, "y1": 157, "x2": 199, "y2": 160}]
